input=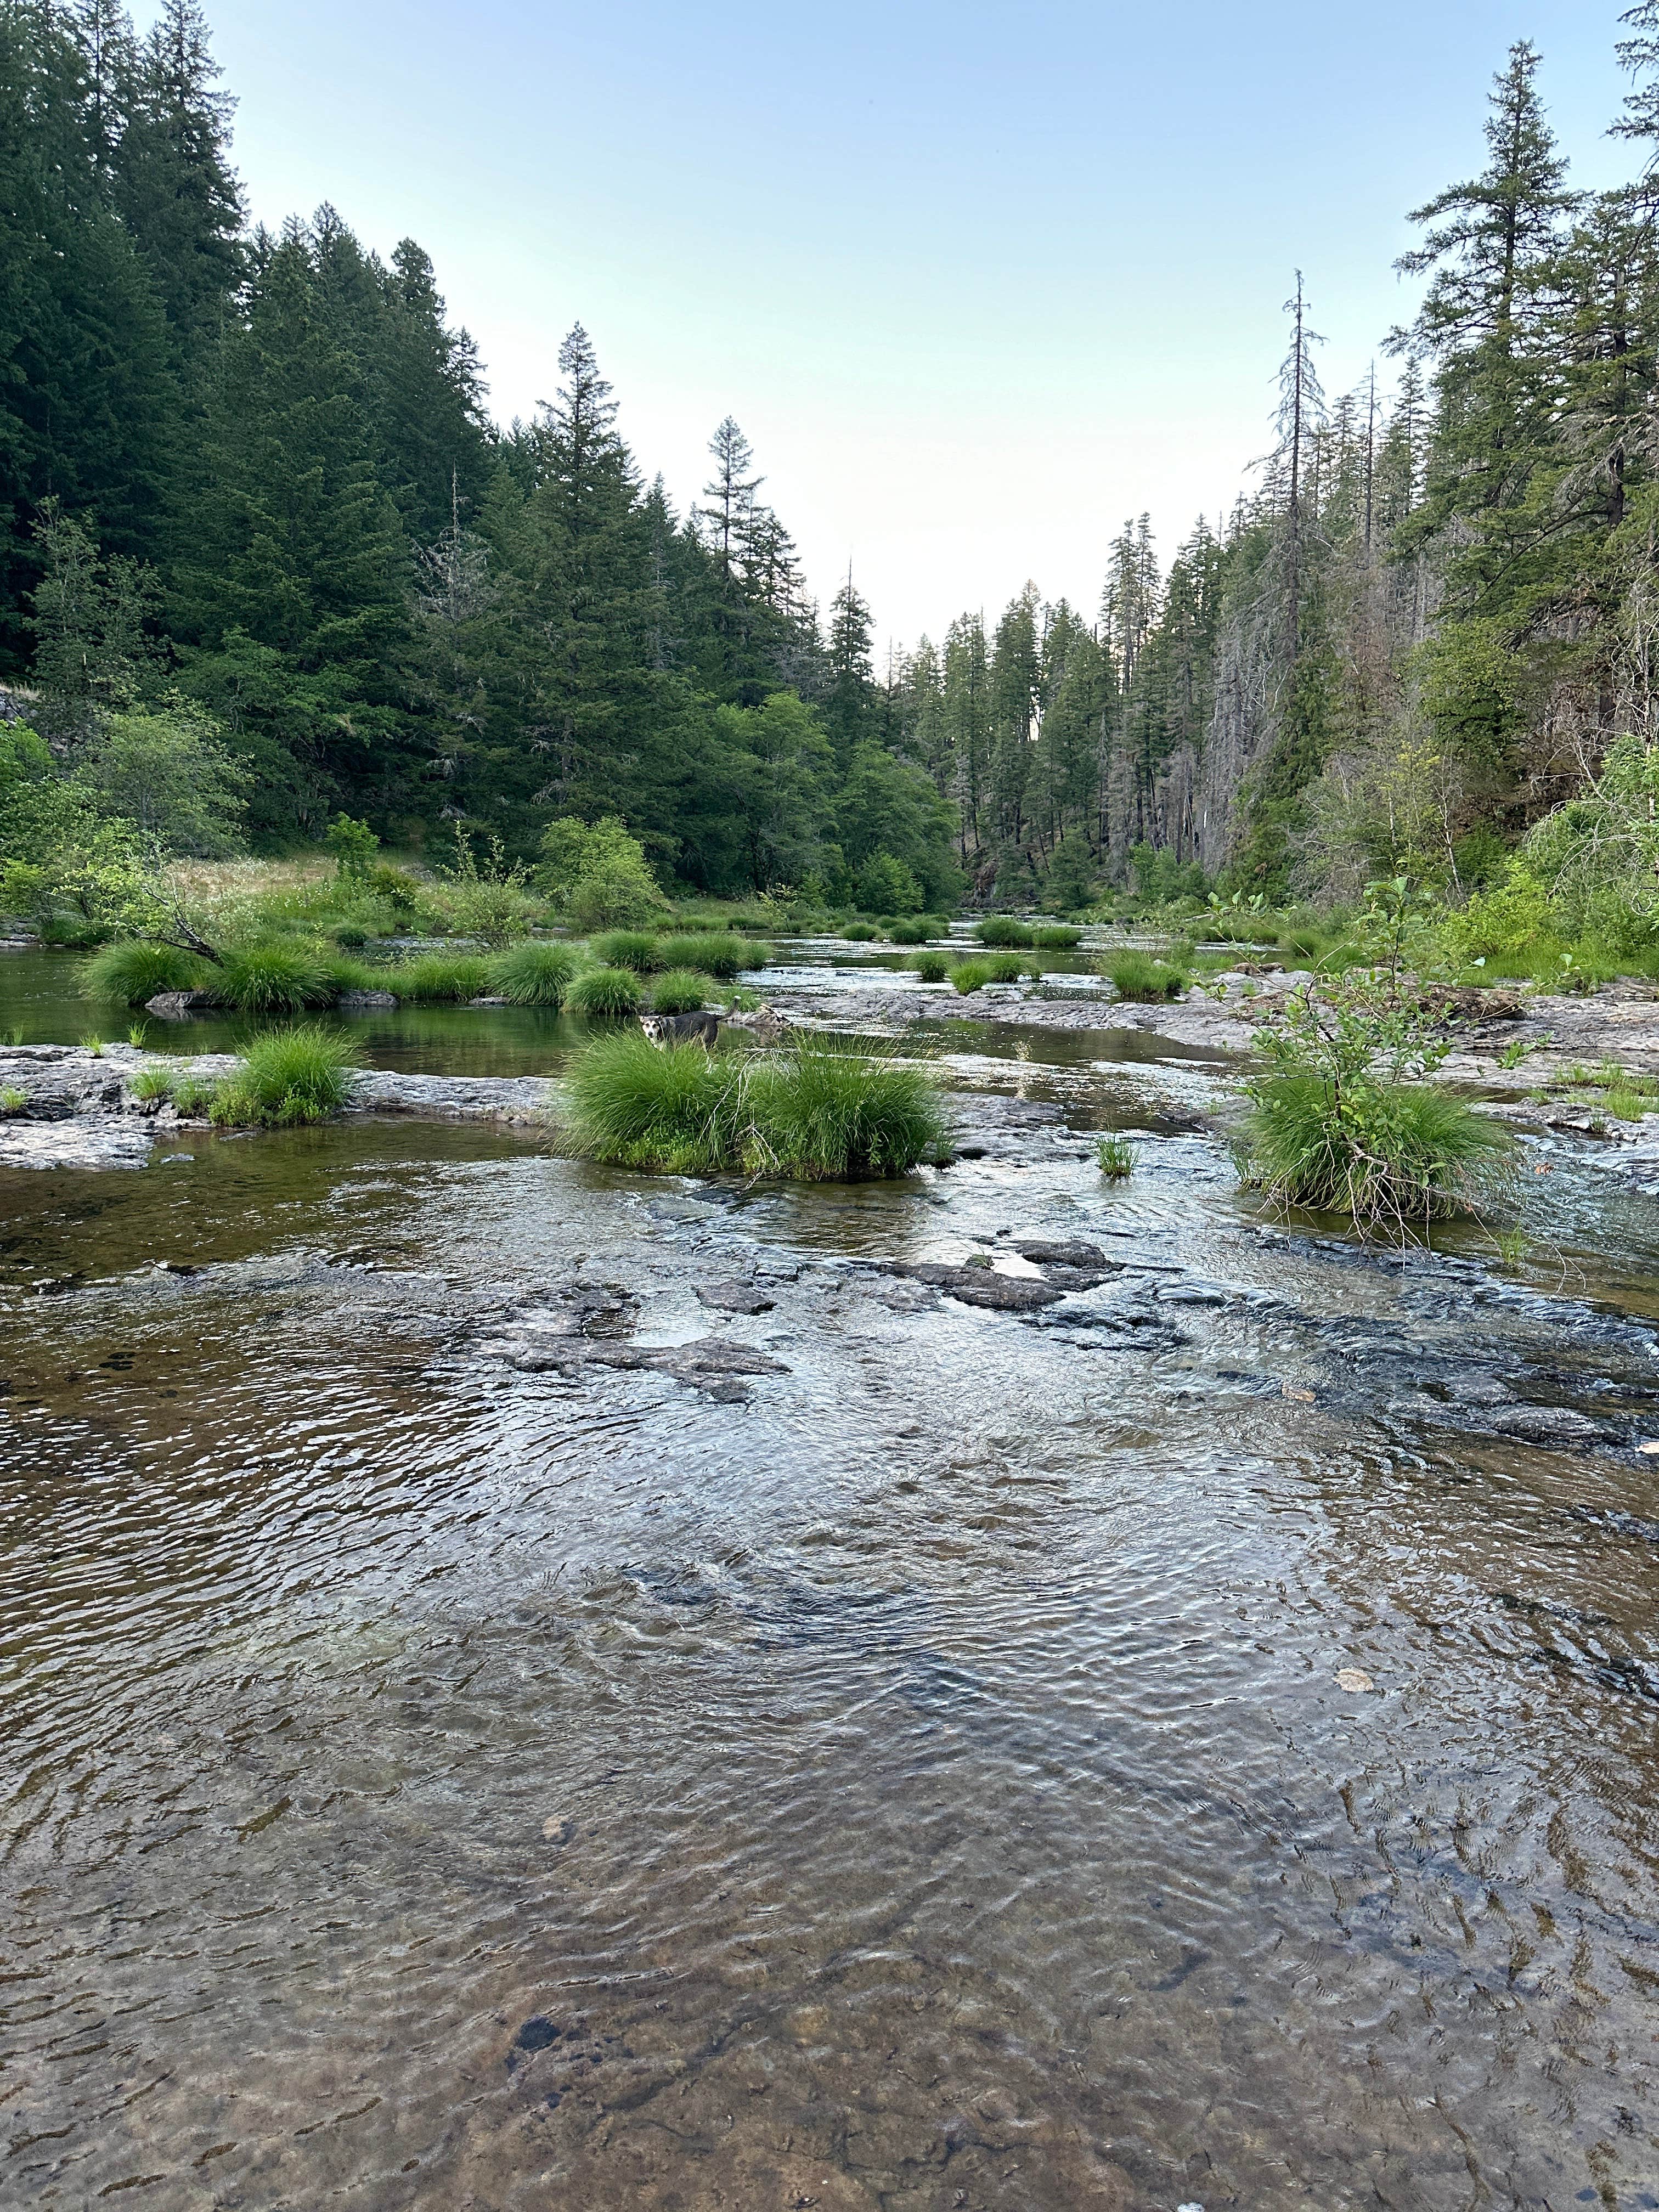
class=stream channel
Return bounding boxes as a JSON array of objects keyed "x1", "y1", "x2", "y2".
[{"x1": 2, "y1": 943, "x2": 1658, "y2": 2210}]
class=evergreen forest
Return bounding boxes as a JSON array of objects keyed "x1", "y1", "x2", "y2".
[{"x1": 7, "y1": 0, "x2": 1659, "y2": 931}]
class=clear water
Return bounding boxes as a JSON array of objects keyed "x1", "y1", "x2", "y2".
[{"x1": 3, "y1": 946, "x2": 1659, "y2": 2209}]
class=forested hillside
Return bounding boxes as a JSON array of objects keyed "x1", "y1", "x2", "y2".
[{"x1": 5, "y1": 0, "x2": 1659, "y2": 915}]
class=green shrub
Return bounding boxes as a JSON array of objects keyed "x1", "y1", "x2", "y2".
[
  {"x1": 487, "y1": 940, "x2": 581, "y2": 1007},
  {"x1": 386, "y1": 953, "x2": 490, "y2": 1003},
  {"x1": 127, "y1": 1063, "x2": 176, "y2": 1102},
  {"x1": 648, "y1": 967, "x2": 709, "y2": 1013},
  {"x1": 1103, "y1": 949, "x2": 1186, "y2": 1001},
  {"x1": 589, "y1": 929, "x2": 664, "y2": 973},
  {"x1": 674, "y1": 932, "x2": 760, "y2": 979},
  {"x1": 975, "y1": 917, "x2": 1034, "y2": 948},
  {"x1": 1097, "y1": 1135, "x2": 1136, "y2": 1177},
  {"x1": 911, "y1": 951, "x2": 951, "y2": 983},
  {"x1": 950, "y1": 958, "x2": 992, "y2": 994},
  {"x1": 843, "y1": 921, "x2": 879, "y2": 942},
  {"x1": 82, "y1": 941, "x2": 206, "y2": 1005},
  {"x1": 1238, "y1": 1072, "x2": 1517, "y2": 1235},
  {"x1": 1032, "y1": 926, "x2": 1082, "y2": 950},
  {"x1": 209, "y1": 1025, "x2": 360, "y2": 1127},
  {"x1": 561, "y1": 1032, "x2": 947, "y2": 1179},
  {"x1": 888, "y1": 917, "x2": 932, "y2": 945},
  {"x1": 567, "y1": 964, "x2": 645, "y2": 1015},
  {"x1": 215, "y1": 943, "x2": 334, "y2": 1014}
]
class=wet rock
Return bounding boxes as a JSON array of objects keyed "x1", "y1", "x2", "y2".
[
  {"x1": 1009, "y1": 1237, "x2": 1112, "y2": 1269},
  {"x1": 893, "y1": 1263, "x2": 1062, "y2": 1312},
  {"x1": 144, "y1": 989, "x2": 212, "y2": 1019},
  {"x1": 696, "y1": 1280, "x2": 776, "y2": 1314},
  {"x1": 1487, "y1": 1404, "x2": 1605, "y2": 1443},
  {"x1": 503, "y1": 1333, "x2": 788, "y2": 1395},
  {"x1": 335, "y1": 988, "x2": 398, "y2": 1009},
  {"x1": 872, "y1": 1279, "x2": 942, "y2": 1313}
]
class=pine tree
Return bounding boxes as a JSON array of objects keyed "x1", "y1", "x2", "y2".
[{"x1": 820, "y1": 571, "x2": 876, "y2": 763}]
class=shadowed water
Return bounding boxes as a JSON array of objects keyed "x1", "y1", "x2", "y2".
[{"x1": 2, "y1": 951, "x2": 1659, "y2": 2208}]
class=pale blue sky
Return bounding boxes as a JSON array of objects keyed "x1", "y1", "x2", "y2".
[{"x1": 145, "y1": 1, "x2": 1629, "y2": 648}]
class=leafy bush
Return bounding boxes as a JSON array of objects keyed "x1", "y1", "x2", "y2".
[
  {"x1": 215, "y1": 943, "x2": 333, "y2": 1014},
  {"x1": 82, "y1": 940, "x2": 206, "y2": 1004},
  {"x1": 1097, "y1": 1135, "x2": 1136, "y2": 1177},
  {"x1": 387, "y1": 953, "x2": 490, "y2": 1003},
  {"x1": 975, "y1": 917, "x2": 1034, "y2": 947},
  {"x1": 210, "y1": 1025, "x2": 360, "y2": 1127},
  {"x1": 1103, "y1": 949, "x2": 1186, "y2": 1000},
  {"x1": 426, "y1": 827, "x2": 540, "y2": 945},
  {"x1": 1032, "y1": 926, "x2": 1082, "y2": 950},
  {"x1": 590, "y1": 930, "x2": 663, "y2": 973},
  {"x1": 648, "y1": 967, "x2": 709, "y2": 1013},
  {"x1": 567, "y1": 964, "x2": 644, "y2": 1015},
  {"x1": 855, "y1": 850, "x2": 926, "y2": 916},
  {"x1": 950, "y1": 958, "x2": 992, "y2": 993},
  {"x1": 561, "y1": 1032, "x2": 947, "y2": 1179},
  {"x1": 674, "y1": 932, "x2": 760, "y2": 979},
  {"x1": 540, "y1": 815, "x2": 668, "y2": 930},
  {"x1": 488, "y1": 941, "x2": 582, "y2": 1008},
  {"x1": 910, "y1": 951, "x2": 951, "y2": 983}
]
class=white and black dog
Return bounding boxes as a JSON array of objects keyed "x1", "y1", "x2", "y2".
[{"x1": 637, "y1": 1009, "x2": 721, "y2": 1048}]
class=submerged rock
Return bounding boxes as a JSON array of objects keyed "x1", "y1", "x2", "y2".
[
  {"x1": 695, "y1": 1280, "x2": 777, "y2": 1314},
  {"x1": 893, "y1": 1263, "x2": 1062, "y2": 1312}
]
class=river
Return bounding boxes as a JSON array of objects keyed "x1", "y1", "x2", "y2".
[{"x1": 2, "y1": 945, "x2": 1656, "y2": 2210}]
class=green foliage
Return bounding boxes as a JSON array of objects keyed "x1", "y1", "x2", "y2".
[
  {"x1": 539, "y1": 816, "x2": 667, "y2": 930},
  {"x1": 77, "y1": 708, "x2": 249, "y2": 857},
  {"x1": 950, "y1": 958, "x2": 992, "y2": 993},
  {"x1": 215, "y1": 943, "x2": 332, "y2": 1014},
  {"x1": 887, "y1": 917, "x2": 932, "y2": 944},
  {"x1": 487, "y1": 940, "x2": 580, "y2": 1008},
  {"x1": 427, "y1": 827, "x2": 540, "y2": 945},
  {"x1": 1128, "y1": 842, "x2": 1207, "y2": 905},
  {"x1": 855, "y1": 850, "x2": 925, "y2": 915},
  {"x1": 589, "y1": 930, "x2": 663, "y2": 973},
  {"x1": 975, "y1": 917, "x2": 1034, "y2": 947},
  {"x1": 386, "y1": 952, "x2": 490, "y2": 1002},
  {"x1": 910, "y1": 951, "x2": 951, "y2": 983},
  {"x1": 82, "y1": 940, "x2": 205, "y2": 1004},
  {"x1": 324, "y1": 814, "x2": 379, "y2": 878},
  {"x1": 842, "y1": 921, "x2": 879, "y2": 942},
  {"x1": 648, "y1": 968, "x2": 710, "y2": 1013},
  {"x1": 1031, "y1": 926, "x2": 1082, "y2": 949},
  {"x1": 561, "y1": 1032, "x2": 947, "y2": 1179},
  {"x1": 567, "y1": 964, "x2": 644, "y2": 1015},
  {"x1": 672, "y1": 932, "x2": 758, "y2": 979},
  {"x1": 170, "y1": 1073, "x2": 217, "y2": 1115},
  {"x1": 127, "y1": 1062, "x2": 176, "y2": 1102},
  {"x1": 984, "y1": 953, "x2": 1029, "y2": 983},
  {"x1": 209, "y1": 1025, "x2": 360, "y2": 1126},
  {"x1": 0, "y1": 1085, "x2": 27, "y2": 1113},
  {"x1": 1103, "y1": 949, "x2": 1186, "y2": 1000},
  {"x1": 1096, "y1": 1134, "x2": 1136, "y2": 1177}
]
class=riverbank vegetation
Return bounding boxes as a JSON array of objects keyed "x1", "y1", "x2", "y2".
[{"x1": 562, "y1": 1033, "x2": 949, "y2": 1179}]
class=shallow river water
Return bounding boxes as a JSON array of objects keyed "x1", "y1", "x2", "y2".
[{"x1": 2, "y1": 951, "x2": 1658, "y2": 2209}]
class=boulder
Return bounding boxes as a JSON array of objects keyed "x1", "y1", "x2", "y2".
[
  {"x1": 145, "y1": 990, "x2": 213, "y2": 1020},
  {"x1": 336, "y1": 988, "x2": 398, "y2": 1009}
]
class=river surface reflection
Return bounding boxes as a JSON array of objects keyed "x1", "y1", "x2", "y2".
[{"x1": 2, "y1": 956, "x2": 1658, "y2": 2208}]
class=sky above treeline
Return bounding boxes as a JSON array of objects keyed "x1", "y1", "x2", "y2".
[{"x1": 139, "y1": 0, "x2": 1626, "y2": 651}]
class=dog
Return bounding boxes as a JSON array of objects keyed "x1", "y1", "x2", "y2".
[{"x1": 639, "y1": 1009, "x2": 721, "y2": 1048}]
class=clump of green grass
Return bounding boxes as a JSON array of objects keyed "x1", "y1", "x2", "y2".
[
  {"x1": 984, "y1": 953, "x2": 1029, "y2": 984},
  {"x1": 1032, "y1": 926, "x2": 1082, "y2": 950},
  {"x1": 1238, "y1": 1074, "x2": 1519, "y2": 1235},
  {"x1": 171, "y1": 1073, "x2": 216, "y2": 1116},
  {"x1": 0, "y1": 1085, "x2": 27, "y2": 1113},
  {"x1": 215, "y1": 943, "x2": 334, "y2": 1014},
  {"x1": 674, "y1": 931, "x2": 763, "y2": 978},
  {"x1": 975, "y1": 917, "x2": 1034, "y2": 948},
  {"x1": 1598, "y1": 1086, "x2": 1651, "y2": 1122},
  {"x1": 648, "y1": 968, "x2": 709, "y2": 1013},
  {"x1": 82, "y1": 940, "x2": 206, "y2": 1005},
  {"x1": 127, "y1": 1063, "x2": 176, "y2": 1103},
  {"x1": 80, "y1": 1034, "x2": 106, "y2": 1056},
  {"x1": 386, "y1": 953, "x2": 491, "y2": 1003},
  {"x1": 910, "y1": 951, "x2": 951, "y2": 983},
  {"x1": 950, "y1": 958, "x2": 992, "y2": 994},
  {"x1": 1097, "y1": 1134, "x2": 1136, "y2": 1177},
  {"x1": 589, "y1": 929, "x2": 664, "y2": 973},
  {"x1": 208, "y1": 1025, "x2": 360, "y2": 1127},
  {"x1": 488, "y1": 940, "x2": 581, "y2": 1008},
  {"x1": 843, "y1": 921, "x2": 879, "y2": 942},
  {"x1": 561, "y1": 1032, "x2": 948, "y2": 1180},
  {"x1": 567, "y1": 965, "x2": 645, "y2": 1016},
  {"x1": 887, "y1": 917, "x2": 932, "y2": 945},
  {"x1": 1103, "y1": 949, "x2": 1186, "y2": 1001}
]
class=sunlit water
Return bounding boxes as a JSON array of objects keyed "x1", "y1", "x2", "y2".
[{"x1": 2, "y1": 949, "x2": 1658, "y2": 2208}]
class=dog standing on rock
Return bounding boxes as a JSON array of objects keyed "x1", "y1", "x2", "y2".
[{"x1": 637, "y1": 1004, "x2": 794, "y2": 1049}]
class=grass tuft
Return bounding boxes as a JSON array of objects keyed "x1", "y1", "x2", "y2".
[
  {"x1": 648, "y1": 968, "x2": 710, "y2": 1014},
  {"x1": 215, "y1": 943, "x2": 334, "y2": 1014},
  {"x1": 488, "y1": 940, "x2": 582, "y2": 1008},
  {"x1": 1238, "y1": 1073, "x2": 1518, "y2": 1234},
  {"x1": 983, "y1": 952, "x2": 1029, "y2": 983},
  {"x1": 1032, "y1": 925, "x2": 1082, "y2": 949},
  {"x1": 127, "y1": 1063, "x2": 176, "y2": 1102},
  {"x1": 567, "y1": 964, "x2": 645, "y2": 1016},
  {"x1": 1103, "y1": 949, "x2": 1186, "y2": 1001},
  {"x1": 887, "y1": 917, "x2": 932, "y2": 945},
  {"x1": 950, "y1": 958, "x2": 992, "y2": 994},
  {"x1": 910, "y1": 951, "x2": 951, "y2": 984},
  {"x1": 842, "y1": 921, "x2": 879, "y2": 942},
  {"x1": 1096, "y1": 1134, "x2": 1136, "y2": 1177},
  {"x1": 561, "y1": 1031, "x2": 947, "y2": 1180},
  {"x1": 209, "y1": 1025, "x2": 360, "y2": 1127},
  {"x1": 589, "y1": 930, "x2": 664, "y2": 973},
  {"x1": 975, "y1": 917, "x2": 1034, "y2": 948},
  {"x1": 674, "y1": 931, "x2": 763, "y2": 978},
  {"x1": 386, "y1": 953, "x2": 490, "y2": 1003},
  {"x1": 82, "y1": 941, "x2": 206, "y2": 1005}
]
